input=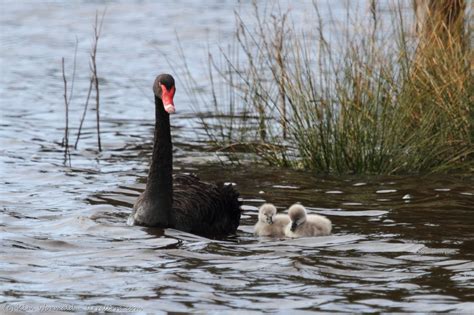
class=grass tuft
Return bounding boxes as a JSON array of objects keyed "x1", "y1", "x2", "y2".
[{"x1": 185, "y1": 2, "x2": 473, "y2": 174}]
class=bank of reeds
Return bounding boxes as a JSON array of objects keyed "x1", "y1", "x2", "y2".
[{"x1": 186, "y1": 2, "x2": 472, "y2": 174}]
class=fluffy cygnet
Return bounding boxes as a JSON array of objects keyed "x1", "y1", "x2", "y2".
[
  {"x1": 284, "y1": 204, "x2": 332, "y2": 238},
  {"x1": 254, "y1": 203, "x2": 290, "y2": 237}
]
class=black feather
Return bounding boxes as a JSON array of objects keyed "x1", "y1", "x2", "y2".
[{"x1": 172, "y1": 174, "x2": 242, "y2": 236}]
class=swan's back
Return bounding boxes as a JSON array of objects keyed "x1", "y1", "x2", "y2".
[
  {"x1": 306, "y1": 214, "x2": 332, "y2": 235},
  {"x1": 172, "y1": 174, "x2": 241, "y2": 236}
]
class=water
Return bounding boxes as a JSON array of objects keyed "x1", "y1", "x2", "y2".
[{"x1": 1, "y1": 1, "x2": 473, "y2": 313}]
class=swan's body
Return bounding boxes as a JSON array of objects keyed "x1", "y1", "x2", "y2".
[
  {"x1": 130, "y1": 74, "x2": 241, "y2": 236},
  {"x1": 134, "y1": 174, "x2": 241, "y2": 236},
  {"x1": 254, "y1": 203, "x2": 290, "y2": 237},
  {"x1": 284, "y1": 204, "x2": 331, "y2": 238}
]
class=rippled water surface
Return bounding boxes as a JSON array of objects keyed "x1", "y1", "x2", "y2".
[{"x1": 1, "y1": 1, "x2": 473, "y2": 313}]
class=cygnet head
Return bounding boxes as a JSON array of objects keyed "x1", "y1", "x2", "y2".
[
  {"x1": 288, "y1": 204, "x2": 307, "y2": 232},
  {"x1": 258, "y1": 203, "x2": 277, "y2": 224}
]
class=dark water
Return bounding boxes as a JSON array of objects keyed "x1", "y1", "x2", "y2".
[{"x1": 1, "y1": 1, "x2": 473, "y2": 313}]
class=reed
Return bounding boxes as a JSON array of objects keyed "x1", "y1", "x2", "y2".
[
  {"x1": 60, "y1": 37, "x2": 78, "y2": 166},
  {"x1": 61, "y1": 57, "x2": 71, "y2": 166},
  {"x1": 188, "y1": 2, "x2": 472, "y2": 174},
  {"x1": 91, "y1": 10, "x2": 105, "y2": 152},
  {"x1": 73, "y1": 9, "x2": 106, "y2": 151}
]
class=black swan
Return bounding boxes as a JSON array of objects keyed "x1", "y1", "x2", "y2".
[{"x1": 129, "y1": 73, "x2": 241, "y2": 236}]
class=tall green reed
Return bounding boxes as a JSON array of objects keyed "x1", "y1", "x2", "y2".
[{"x1": 184, "y1": 2, "x2": 472, "y2": 174}]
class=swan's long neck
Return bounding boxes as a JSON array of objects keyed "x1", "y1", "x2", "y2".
[{"x1": 144, "y1": 96, "x2": 174, "y2": 226}]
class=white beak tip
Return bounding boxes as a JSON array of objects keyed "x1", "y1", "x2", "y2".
[{"x1": 164, "y1": 104, "x2": 176, "y2": 114}]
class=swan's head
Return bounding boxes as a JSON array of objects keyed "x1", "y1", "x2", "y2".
[
  {"x1": 288, "y1": 204, "x2": 307, "y2": 232},
  {"x1": 153, "y1": 73, "x2": 176, "y2": 114},
  {"x1": 258, "y1": 203, "x2": 277, "y2": 224}
]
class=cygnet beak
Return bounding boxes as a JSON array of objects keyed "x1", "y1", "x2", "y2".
[
  {"x1": 290, "y1": 222, "x2": 298, "y2": 232},
  {"x1": 266, "y1": 216, "x2": 273, "y2": 224}
]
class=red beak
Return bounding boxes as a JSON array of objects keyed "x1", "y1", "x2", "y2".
[{"x1": 161, "y1": 84, "x2": 175, "y2": 114}]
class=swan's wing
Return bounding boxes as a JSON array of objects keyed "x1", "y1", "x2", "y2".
[{"x1": 172, "y1": 174, "x2": 242, "y2": 236}]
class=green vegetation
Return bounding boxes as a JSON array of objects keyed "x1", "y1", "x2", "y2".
[{"x1": 183, "y1": 2, "x2": 473, "y2": 174}]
